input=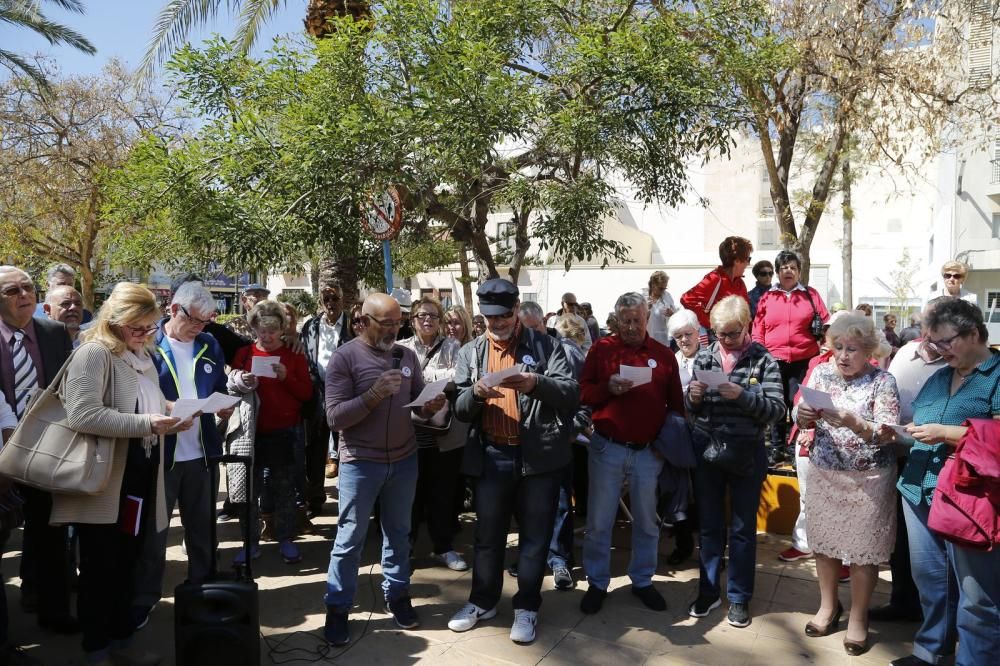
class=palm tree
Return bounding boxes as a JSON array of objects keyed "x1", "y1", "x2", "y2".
[
  {"x1": 0, "y1": 0, "x2": 95, "y2": 86},
  {"x1": 142, "y1": 0, "x2": 369, "y2": 72}
]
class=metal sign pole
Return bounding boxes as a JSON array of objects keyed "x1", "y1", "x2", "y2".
[{"x1": 383, "y1": 239, "x2": 393, "y2": 293}]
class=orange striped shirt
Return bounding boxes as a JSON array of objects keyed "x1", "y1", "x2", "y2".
[{"x1": 482, "y1": 328, "x2": 521, "y2": 444}]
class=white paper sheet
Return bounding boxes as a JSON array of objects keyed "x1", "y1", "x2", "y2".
[
  {"x1": 886, "y1": 423, "x2": 912, "y2": 440},
  {"x1": 619, "y1": 364, "x2": 652, "y2": 387},
  {"x1": 250, "y1": 355, "x2": 280, "y2": 378},
  {"x1": 403, "y1": 378, "x2": 449, "y2": 408},
  {"x1": 694, "y1": 369, "x2": 729, "y2": 389},
  {"x1": 798, "y1": 386, "x2": 837, "y2": 412},
  {"x1": 171, "y1": 392, "x2": 242, "y2": 421},
  {"x1": 482, "y1": 365, "x2": 522, "y2": 388}
]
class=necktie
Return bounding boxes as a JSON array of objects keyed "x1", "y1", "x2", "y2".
[{"x1": 11, "y1": 329, "x2": 38, "y2": 419}]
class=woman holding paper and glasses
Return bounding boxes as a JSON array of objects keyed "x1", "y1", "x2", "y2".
[
  {"x1": 398, "y1": 297, "x2": 468, "y2": 571},
  {"x1": 684, "y1": 296, "x2": 785, "y2": 629},
  {"x1": 229, "y1": 301, "x2": 312, "y2": 566},
  {"x1": 794, "y1": 314, "x2": 898, "y2": 656},
  {"x1": 52, "y1": 282, "x2": 194, "y2": 666}
]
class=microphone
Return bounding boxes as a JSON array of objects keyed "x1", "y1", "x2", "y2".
[{"x1": 391, "y1": 347, "x2": 404, "y2": 370}]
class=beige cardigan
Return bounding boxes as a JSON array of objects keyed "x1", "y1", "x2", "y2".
[{"x1": 49, "y1": 342, "x2": 168, "y2": 532}]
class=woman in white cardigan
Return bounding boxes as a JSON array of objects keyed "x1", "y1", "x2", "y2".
[{"x1": 53, "y1": 282, "x2": 192, "y2": 666}]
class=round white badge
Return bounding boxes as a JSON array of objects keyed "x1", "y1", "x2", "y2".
[
  {"x1": 203, "y1": 363, "x2": 213, "y2": 374},
  {"x1": 647, "y1": 358, "x2": 658, "y2": 369},
  {"x1": 401, "y1": 366, "x2": 412, "y2": 378},
  {"x1": 522, "y1": 355, "x2": 536, "y2": 366}
]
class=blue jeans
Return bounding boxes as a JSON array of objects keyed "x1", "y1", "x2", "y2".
[
  {"x1": 469, "y1": 444, "x2": 561, "y2": 612},
  {"x1": 903, "y1": 498, "x2": 958, "y2": 664},
  {"x1": 948, "y1": 539, "x2": 1000, "y2": 665},
  {"x1": 694, "y1": 444, "x2": 766, "y2": 603},
  {"x1": 548, "y1": 464, "x2": 575, "y2": 570},
  {"x1": 324, "y1": 453, "x2": 418, "y2": 612},
  {"x1": 583, "y1": 434, "x2": 664, "y2": 591}
]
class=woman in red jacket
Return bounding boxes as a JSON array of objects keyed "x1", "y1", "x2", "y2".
[
  {"x1": 680, "y1": 236, "x2": 752, "y2": 343},
  {"x1": 231, "y1": 300, "x2": 313, "y2": 565},
  {"x1": 752, "y1": 250, "x2": 829, "y2": 456}
]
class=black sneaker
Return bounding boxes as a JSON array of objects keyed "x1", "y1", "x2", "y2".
[
  {"x1": 552, "y1": 565, "x2": 575, "y2": 590},
  {"x1": 130, "y1": 604, "x2": 152, "y2": 631},
  {"x1": 631, "y1": 584, "x2": 667, "y2": 611},
  {"x1": 688, "y1": 594, "x2": 721, "y2": 618},
  {"x1": 580, "y1": 586, "x2": 607, "y2": 614},
  {"x1": 324, "y1": 608, "x2": 349, "y2": 646},
  {"x1": 727, "y1": 601, "x2": 751, "y2": 628},
  {"x1": 385, "y1": 596, "x2": 420, "y2": 629},
  {"x1": 507, "y1": 561, "x2": 519, "y2": 578}
]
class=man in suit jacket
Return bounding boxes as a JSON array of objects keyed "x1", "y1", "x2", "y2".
[
  {"x1": 0, "y1": 265, "x2": 76, "y2": 654},
  {"x1": 299, "y1": 281, "x2": 354, "y2": 517}
]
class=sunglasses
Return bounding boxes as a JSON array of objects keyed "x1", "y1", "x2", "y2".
[
  {"x1": 757, "y1": 271, "x2": 773, "y2": 277},
  {"x1": 942, "y1": 272, "x2": 964, "y2": 280}
]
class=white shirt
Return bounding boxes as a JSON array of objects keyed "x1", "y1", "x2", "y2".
[
  {"x1": 316, "y1": 316, "x2": 343, "y2": 382},
  {"x1": 675, "y1": 349, "x2": 696, "y2": 388},
  {"x1": 886, "y1": 340, "x2": 947, "y2": 424},
  {"x1": 166, "y1": 336, "x2": 203, "y2": 462},
  {"x1": 648, "y1": 292, "x2": 676, "y2": 347},
  {"x1": 926, "y1": 287, "x2": 978, "y2": 307},
  {"x1": 0, "y1": 396, "x2": 16, "y2": 433}
]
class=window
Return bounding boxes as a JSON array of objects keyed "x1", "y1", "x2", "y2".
[
  {"x1": 759, "y1": 168, "x2": 774, "y2": 216},
  {"x1": 986, "y1": 291, "x2": 1000, "y2": 324},
  {"x1": 496, "y1": 221, "x2": 515, "y2": 251},
  {"x1": 993, "y1": 213, "x2": 1000, "y2": 239},
  {"x1": 969, "y1": 1, "x2": 994, "y2": 86},
  {"x1": 757, "y1": 217, "x2": 778, "y2": 251}
]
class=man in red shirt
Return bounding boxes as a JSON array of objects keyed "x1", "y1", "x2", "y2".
[{"x1": 578, "y1": 292, "x2": 685, "y2": 615}]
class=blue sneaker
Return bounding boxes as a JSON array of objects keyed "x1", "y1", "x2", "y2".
[
  {"x1": 385, "y1": 596, "x2": 419, "y2": 629},
  {"x1": 324, "y1": 608, "x2": 349, "y2": 646},
  {"x1": 232, "y1": 546, "x2": 261, "y2": 566}
]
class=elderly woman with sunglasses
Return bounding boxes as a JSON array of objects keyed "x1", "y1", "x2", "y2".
[
  {"x1": 929, "y1": 260, "x2": 978, "y2": 306},
  {"x1": 398, "y1": 296, "x2": 468, "y2": 572},
  {"x1": 889, "y1": 299, "x2": 1000, "y2": 666}
]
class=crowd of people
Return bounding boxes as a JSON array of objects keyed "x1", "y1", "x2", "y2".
[{"x1": 0, "y1": 240, "x2": 996, "y2": 666}]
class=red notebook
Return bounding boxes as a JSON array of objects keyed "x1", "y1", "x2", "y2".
[{"x1": 120, "y1": 495, "x2": 143, "y2": 536}]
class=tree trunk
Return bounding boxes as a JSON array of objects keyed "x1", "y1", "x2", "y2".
[
  {"x1": 305, "y1": 0, "x2": 370, "y2": 38},
  {"x1": 458, "y1": 242, "x2": 474, "y2": 307},
  {"x1": 841, "y1": 154, "x2": 853, "y2": 308},
  {"x1": 318, "y1": 247, "x2": 360, "y2": 306}
]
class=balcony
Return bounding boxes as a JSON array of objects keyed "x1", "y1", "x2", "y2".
[{"x1": 987, "y1": 158, "x2": 1000, "y2": 202}]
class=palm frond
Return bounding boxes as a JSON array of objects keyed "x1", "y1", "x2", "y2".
[
  {"x1": 0, "y1": 47, "x2": 50, "y2": 89},
  {"x1": 42, "y1": 0, "x2": 88, "y2": 14},
  {"x1": 235, "y1": 0, "x2": 285, "y2": 55},
  {"x1": 0, "y1": 7, "x2": 95, "y2": 52},
  {"x1": 139, "y1": 0, "x2": 236, "y2": 79}
]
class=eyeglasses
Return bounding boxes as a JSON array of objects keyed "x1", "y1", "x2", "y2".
[
  {"x1": 179, "y1": 305, "x2": 213, "y2": 326},
  {"x1": 485, "y1": 311, "x2": 515, "y2": 321},
  {"x1": 413, "y1": 313, "x2": 440, "y2": 321},
  {"x1": 124, "y1": 324, "x2": 158, "y2": 336},
  {"x1": 351, "y1": 317, "x2": 364, "y2": 325},
  {"x1": 0, "y1": 283, "x2": 35, "y2": 298},
  {"x1": 366, "y1": 315, "x2": 403, "y2": 328},
  {"x1": 757, "y1": 271, "x2": 773, "y2": 277},
  {"x1": 55, "y1": 300, "x2": 83, "y2": 309},
  {"x1": 942, "y1": 272, "x2": 964, "y2": 280},
  {"x1": 716, "y1": 327, "x2": 746, "y2": 341},
  {"x1": 927, "y1": 332, "x2": 963, "y2": 351}
]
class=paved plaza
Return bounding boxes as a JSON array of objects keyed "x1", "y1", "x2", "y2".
[{"x1": 4, "y1": 477, "x2": 913, "y2": 665}]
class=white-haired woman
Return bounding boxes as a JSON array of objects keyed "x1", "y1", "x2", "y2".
[
  {"x1": 796, "y1": 314, "x2": 899, "y2": 656},
  {"x1": 667, "y1": 309, "x2": 701, "y2": 388},
  {"x1": 647, "y1": 270, "x2": 676, "y2": 347}
]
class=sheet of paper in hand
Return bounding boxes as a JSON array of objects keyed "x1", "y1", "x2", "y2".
[
  {"x1": 695, "y1": 369, "x2": 729, "y2": 389},
  {"x1": 403, "y1": 378, "x2": 449, "y2": 408},
  {"x1": 798, "y1": 386, "x2": 837, "y2": 412},
  {"x1": 250, "y1": 355, "x2": 280, "y2": 378},
  {"x1": 619, "y1": 364, "x2": 652, "y2": 387}
]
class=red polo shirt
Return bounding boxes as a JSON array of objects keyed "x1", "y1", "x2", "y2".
[{"x1": 580, "y1": 334, "x2": 685, "y2": 443}]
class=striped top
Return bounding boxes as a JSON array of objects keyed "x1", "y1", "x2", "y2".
[
  {"x1": 898, "y1": 351, "x2": 1000, "y2": 506},
  {"x1": 482, "y1": 331, "x2": 521, "y2": 444}
]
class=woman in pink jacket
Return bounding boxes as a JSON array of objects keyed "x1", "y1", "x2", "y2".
[{"x1": 752, "y1": 250, "x2": 829, "y2": 456}]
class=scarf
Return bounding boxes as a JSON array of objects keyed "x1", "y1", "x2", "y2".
[
  {"x1": 122, "y1": 349, "x2": 161, "y2": 458},
  {"x1": 720, "y1": 336, "x2": 752, "y2": 374}
]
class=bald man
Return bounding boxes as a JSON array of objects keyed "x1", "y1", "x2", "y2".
[
  {"x1": 43, "y1": 285, "x2": 84, "y2": 345},
  {"x1": 321, "y1": 292, "x2": 447, "y2": 646}
]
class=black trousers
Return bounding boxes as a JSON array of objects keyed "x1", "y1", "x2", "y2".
[
  {"x1": 411, "y1": 446, "x2": 463, "y2": 554},
  {"x1": 889, "y1": 457, "x2": 921, "y2": 613},
  {"x1": 303, "y1": 406, "x2": 335, "y2": 511},
  {"x1": 18, "y1": 485, "x2": 72, "y2": 622},
  {"x1": 77, "y1": 440, "x2": 156, "y2": 655},
  {"x1": 772, "y1": 358, "x2": 811, "y2": 449}
]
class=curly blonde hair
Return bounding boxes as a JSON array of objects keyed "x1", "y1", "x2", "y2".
[
  {"x1": 826, "y1": 313, "x2": 890, "y2": 358},
  {"x1": 83, "y1": 282, "x2": 160, "y2": 355}
]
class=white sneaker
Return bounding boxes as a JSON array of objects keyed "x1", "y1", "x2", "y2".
[
  {"x1": 434, "y1": 550, "x2": 469, "y2": 571},
  {"x1": 510, "y1": 609, "x2": 537, "y2": 644},
  {"x1": 447, "y1": 602, "x2": 497, "y2": 632}
]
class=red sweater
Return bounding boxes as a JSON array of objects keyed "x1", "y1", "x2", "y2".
[
  {"x1": 233, "y1": 344, "x2": 313, "y2": 433},
  {"x1": 752, "y1": 286, "x2": 830, "y2": 363},
  {"x1": 680, "y1": 267, "x2": 750, "y2": 329},
  {"x1": 580, "y1": 334, "x2": 685, "y2": 444}
]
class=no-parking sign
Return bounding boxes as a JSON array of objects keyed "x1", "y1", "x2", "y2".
[{"x1": 361, "y1": 187, "x2": 403, "y2": 240}]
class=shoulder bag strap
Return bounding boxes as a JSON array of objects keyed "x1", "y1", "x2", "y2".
[
  {"x1": 704, "y1": 278, "x2": 723, "y2": 314},
  {"x1": 421, "y1": 338, "x2": 445, "y2": 371}
]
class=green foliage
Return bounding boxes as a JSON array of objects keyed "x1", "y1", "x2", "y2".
[{"x1": 277, "y1": 289, "x2": 319, "y2": 319}]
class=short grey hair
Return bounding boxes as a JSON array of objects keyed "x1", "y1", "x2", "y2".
[
  {"x1": 248, "y1": 300, "x2": 287, "y2": 331},
  {"x1": 615, "y1": 292, "x2": 647, "y2": 313},
  {"x1": 667, "y1": 309, "x2": 700, "y2": 337},
  {"x1": 46, "y1": 263, "x2": 76, "y2": 285},
  {"x1": 519, "y1": 301, "x2": 544, "y2": 319},
  {"x1": 171, "y1": 281, "x2": 217, "y2": 314}
]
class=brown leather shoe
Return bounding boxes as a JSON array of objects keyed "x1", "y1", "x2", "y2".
[{"x1": 325, "y1": 460, "x2": 338, "y2": 478}]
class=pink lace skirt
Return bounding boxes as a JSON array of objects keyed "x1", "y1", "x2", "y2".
[{"x1": 803, "y1": 464, "x2": 897, "y2": 565}]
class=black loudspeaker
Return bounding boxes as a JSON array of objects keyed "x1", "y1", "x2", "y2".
[{"x1": 174, "y1": 580, "x2": 260, "y2": 666}]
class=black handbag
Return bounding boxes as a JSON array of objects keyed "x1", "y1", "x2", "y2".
[
  {"x1": 803, "y1": 288, "x2": 825, "y2": 340},
  {"x1": 701, "y1": 429, "x2": 757, "y2": 476}
]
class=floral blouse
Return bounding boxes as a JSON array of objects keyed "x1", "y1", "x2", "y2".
[{"x1": 801, "y1": 360, "x2": 900, "y2": 472}]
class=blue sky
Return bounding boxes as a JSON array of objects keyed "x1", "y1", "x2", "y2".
[{"x1": 3, "y1": 1, "x2": 308, "y2": 78}]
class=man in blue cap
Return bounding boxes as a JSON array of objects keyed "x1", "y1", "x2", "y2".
[{"x1": 446, "y1": 278, "x2": 579, "y2": 645}]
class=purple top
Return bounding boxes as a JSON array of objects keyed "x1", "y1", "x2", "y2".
[{"x1": 324, "y1": 337, "x2": 425, "y2": 463}]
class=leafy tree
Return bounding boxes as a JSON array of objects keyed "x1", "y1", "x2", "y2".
[
  {"x1": 0, "y1": 0, "x2": 95, "y2": 86},
  {"x1": 0, "y1": 61, "x2": 182, "y2": 306},
  {"x1": 712, "y1": 0, "x2": 1000, "y2": 282}
]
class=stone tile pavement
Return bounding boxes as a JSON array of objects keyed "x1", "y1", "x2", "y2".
[{"x1": 4, "y1": 478, "x2": 915, "y2": 665}]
